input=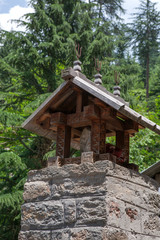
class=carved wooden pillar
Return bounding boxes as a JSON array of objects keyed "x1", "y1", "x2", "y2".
[
  {"x1": 91, "y1": 120, "x2": 106, "y2": 154},
  {"x1": 116, "y1": 131, "x2": 129, "y2": 163},
  {"x1": 56, "y1": 125, "x2": 71, "y2": 158}
]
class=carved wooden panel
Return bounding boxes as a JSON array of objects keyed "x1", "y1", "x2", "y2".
[
  {"x1": 124, "y1": 132, "x2": 129, "y2": 164},
  {"x1": 100, "y1": 120, "x2": 106, "y2": 154},
  {"x1": 116, "y1": 131, "x2": 129, "y2": 164},
  {"x1": 56, "y1": 125, "x2": 71, "y2": 158},
  {"x1": 56, "y1": 126, "x2": 65, "y2": 158},
  {"x1": 91, "y1": 120, "x2": 106, "y2": 154}
]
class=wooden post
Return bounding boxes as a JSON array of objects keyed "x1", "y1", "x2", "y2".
[
  {"x1": 116, "y1": 131, "x2": 129, "y2": 163},
  {"x1": 56, "y1": 125, "x2": 71, "y2": 158},
  {"x1": 91, "y1": 120, "x2": 106, "y2": 154},
  {"x1": 76, "y1": 91, "x2": 82, "y2": 113}
]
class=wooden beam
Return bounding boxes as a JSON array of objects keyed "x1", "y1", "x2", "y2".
[
  {"x1": 39, "y1": 117, "x2": 50, "y2": 129},
  {"x1": 106, "y1": 131, "x2": 115, "y2": 137},
  {"x1": 83, "y1": 104, "x2": 100, "y2": 120},
  {"x1": 67, "y1": 112, "x2": 91, "y2": 128},
  {"x1": 71, "y1": 128, "x2": 81, "y2": 138},
  {"x1": 101, "y1": 108, "x2": 117, "y2": 119},
  {"x1": 117, "y1": 112, "x2": 128, "y2": 120},
  {"x1": 106, "y1": 118, "x2": 124, "y2": 131},
  {"x1": 124, "y1": 120, "x2": 139, "y2": 133},
  {"x1": 101, "y1": 108, "x2": 124, "y2": 131},
  {"x1": 50, "y1": 88, "x2": 74, "y2": 111},
  {"x1": 91, "y1": 97, "x2": 108, "y2": 109},
  {"x1": 50, "y1": 112, "x2": 67, "y2": 126},
  {"x1": 37, "y1": 112, "x2": 51, "y2": 123}
]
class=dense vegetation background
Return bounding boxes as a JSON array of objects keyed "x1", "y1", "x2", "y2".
[{"x1": 0, "y1": 0, "x2": 160, "y2": 238}]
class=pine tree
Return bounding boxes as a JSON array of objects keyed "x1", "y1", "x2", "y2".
[{"x1": 130, "y1": 0, "x2": 160, "y2": 99}]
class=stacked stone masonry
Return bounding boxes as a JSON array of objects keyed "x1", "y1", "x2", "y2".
[{"x1": 19, "y1": 160, "x2": 160, "y2": 240}]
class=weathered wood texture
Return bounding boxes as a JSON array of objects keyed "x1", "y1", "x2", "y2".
[
  {"x1": 91, "y1": 120, "x2": 106, "y2": 154},
  {"x1": 116, "y1": 131, "x2": 129, "y2": 163},
  {"x1": 56, "y1": 126, "x2": 71, "y2": 158},
  {"x1": 76, "y1": 91, "x2": 82, "y2": 113},
  {"x1": 61, "y1": 67, "x2": 77, "y2": 80},
  {"x1": 22, "y1": 72, "x2": 160, "y2": 139}
]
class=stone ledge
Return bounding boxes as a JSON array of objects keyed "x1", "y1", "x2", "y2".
[{"x1": 27, "y1": 160, "x2": 159, "y2": 190}]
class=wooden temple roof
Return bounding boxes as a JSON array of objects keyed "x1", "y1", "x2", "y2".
[{"x1": 22, "y1": 67, "x2": 160, "y2": 137}]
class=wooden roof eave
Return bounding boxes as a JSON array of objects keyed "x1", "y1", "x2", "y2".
[
  {"x1": 22, "y1": 73, "x2": 160, "y2": 139},
  {"x1": 72, "y1": 76, "x2": 160, "y2": 135},
  {"x1": 22, "y1": 80, "x2": 72, "y2": 131},
  {"x1": 142, "y1": 160, "x2": 160, "y2": 178}
]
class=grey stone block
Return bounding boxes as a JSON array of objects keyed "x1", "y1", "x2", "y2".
[
  {"x1": 23, "y1": 181, "x2": 51, "y2": 202},
  {"x1": 76, "y1": 197, "x2": 106, "y2": 226},
  {"x1": 21, "y1": 201, "x2": 64, "y2": 230},
  {"x1": 18, "y1": 231, "x2": 51, "y2": 240},
  {"x1": 19, "y1": 160, "x2": 160, "y2": 239},
  {"x1": 63, "y1": 200, "x2": 76, "y2": 224},
  {"x1": 51, "y1": 174, "x2": 106, "y2": 199},
  {"x1": 70, "y1": 227, "x2": 103, "y2": 240}
]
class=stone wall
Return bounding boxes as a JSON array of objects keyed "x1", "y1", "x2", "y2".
[{"x1": 19, "y1": 160, "x2": 160, "y2": 240}]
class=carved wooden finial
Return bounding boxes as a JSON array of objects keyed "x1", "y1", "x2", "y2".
[
  {"x1": 94, "y1": 58, "x2": 102, "y2": 85},
  {"x1": 114, "y1": 71, "x2": 120, "y2": 85},
  {"x1": 113, "y1": 71, "x2": 121, "y2": 97},
  {"x1": 73, "y1": 43, "x2": 82, "y2": 72},
  {"x1": 95, "y1": 58, "x2": 102, "y2": 73},
  {"x1": 75, "y1": 43, "x2": 82, "y2": 60}
]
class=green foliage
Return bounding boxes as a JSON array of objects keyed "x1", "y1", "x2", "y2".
[
  {"x1": 130, "y1": 129, "x2": 160, "y2": 171},
  {"x1": 0, "y1": 152, "x2": 27, "y2": 240},
  {"x1": 129, "y1": 0, "x2": 160, "y2": 98}
]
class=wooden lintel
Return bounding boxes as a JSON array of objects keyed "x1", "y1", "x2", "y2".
[
  {"x1": 106, "y1": 117, "x2": 124, "y2": 131},
  {"x1": 67, "y1": 112, "x2": 91, "y2": 128},
  {"x1": 83, "y1": 104, "x2": 100, "y2": 120},
  {"x1": 117, "y1": 112, "x2": 128, "y2": 120},
  {"x1": 139, "y1": 124, "x2": 145, "y2": 129},
  {"x1": 125, "y1": 120, "x2": 139, "y2": 133},
  {"x1": 101, "y1": 108, "x2": 117, "y2": 120},
  {"x1": 50, "y1": 112, "x2": 67, "y2": 126},
  {"x1": 61, "y1": 67, "x2": 77, "y2": 80},
  {"x1": 106, "y1": 131, "x2": 115, "y2": 137},
  {"x1": 89, "y1": 97, "x2": 108, "y2": 109}
]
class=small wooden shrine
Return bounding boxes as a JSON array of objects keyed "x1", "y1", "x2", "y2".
[{"x1": 22, "y1": 58, "x2": 160, "y2": 170}]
